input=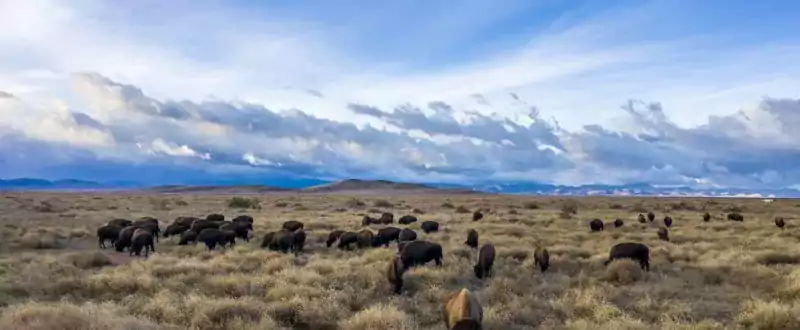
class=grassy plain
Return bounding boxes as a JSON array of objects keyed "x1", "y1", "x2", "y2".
[{"x1": 0, "y1": 191, "x2": 799, "y2": 329}]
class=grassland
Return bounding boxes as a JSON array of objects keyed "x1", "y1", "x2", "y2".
[{"x1": 0, "y1": 191, "x2": 799, "y2": 329}]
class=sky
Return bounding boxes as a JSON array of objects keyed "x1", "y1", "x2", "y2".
[{"x1": 1, "y1": 0, "x2": 800, "y2": 189}]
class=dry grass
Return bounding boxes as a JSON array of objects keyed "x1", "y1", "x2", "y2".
[{"x1": 0, "y1": 192, "x2": 798, "y2": 329}]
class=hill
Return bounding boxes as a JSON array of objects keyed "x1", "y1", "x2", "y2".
[
  {"x1": 300, "y1": 179, "x2": 477, "y2": 194},
  {"x1": 147, "y1": 185, "x2": 293, "y2": 194}
]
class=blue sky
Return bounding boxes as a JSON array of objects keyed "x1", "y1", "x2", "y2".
[{"x1": 1, "y1": 0, "x2": 799, "y2": 188}]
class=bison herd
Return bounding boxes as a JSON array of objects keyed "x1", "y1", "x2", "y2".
[{"x1": 92, "y1": 207, "x2": 780, "y2": 330}]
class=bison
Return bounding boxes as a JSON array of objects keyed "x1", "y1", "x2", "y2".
[
  {"x1": 702, "y1": 212, "x2": 711, "y2": 222},
  {"x1": 178, "y1": 230, "x2": 198, "y2": 245},
  {"x1": 293, "y1": 230, "x2": 307, "y2": 253},
  {"x1": 163, "y1": 223, "x2": 189, "y2": 238},
  {"x1": 282, "y1": 220, "x2": 304, "y2": 232},
  {"x1": 589, "y1": 219, "x2": 604, "y2": 232},
  {"x1": 663, "y1": 216, "x2": 673, "y2": 228},
  {"x1": 260, "y1": 231, "x2": 276, "y2": 249},
  {"x1": 657, "y1": 227, "x2": 669, "y2": 242},
  {"x1": 129, "y1": 228, "x2": 155, "y2": 257},
  {"x1": 775, "y1": 217, "x2": 786, "y2": 229},
  {"x1": 472, "y1": 211, "x2": 483, "y2": 221},
  {"x1": 473, "y1": 243, "x2": 496, "y2": 279},
  {"x1": 114, "y1": 226, "x2": 138, "y2": 252},
  {"x1": 727, "y1": 213, "x2": 744, "y2": 222},
  {"x1": 362, "y1": 215, "x2": 378, "y2": 227},
  {"x1": 97, "y1": 224, "x2": 121, "y2": 249},
  {"x1": 338, "y1": 231, "x2": 358, "y2": 250},
  {"x1": 647, "y1": 212, "x2": 655, "y2": 222},
  {"x1": 190, "y1": 219, "x2": 220, "y2": 233},
  {"x1": 174, "y1": 216, "x2": 197, "y2": 227},
  {"x1": 534, "y1": 246, "x2": 550, "y2": 273},
  {"x1": 232, "y1": 215, "x2": 254, "y2": 224},
  {"x1": 398, "y1": 215, "x2": 417, "y2": 225},
  {"x1": 326, "y1": 230, "x2": 345, "y2": 247},
  {"x1": 604, "y1": 242, "x2": 650, "y2": 271},
  {"x1": 197, "y1": 228, "x2": 225, "y2": 251},
  {"x1": 613, "y1": 219, "x2": 624, "y2": 228},
  {"x1": 398, "y1": 240, "x2": 443, "y2": 268},
  {"x1": 387, "y1": 255, "x2": 405, "y2": 294},
  {"x1": 133, "y1": 218, "x2": 160, "y2": 242},
  {"x1": 464, "y1": 229, "x2": 479, "y2": 249},
  {"x1": 373, "y1": 227, "x2": 401, "y2": 247},
  {"x1": 420, "y1": 220, "x2": 440, "y2": 234},
  {"x1": 220, "y1": 221, "x2": 251, "y2": 242},
  {"x1": 380, "y1": 212, "x2": 395, "y2": 224},
  {"x1": 206, "y1": 213, "x2": 225, "y2": 222},
  {"x1": 637, "y1": 214, "x2": 646, "y2": 224},
  {"x1": 108, "y1": 219, "x2": 132, "y2": 228},
  {"x1": 442, "y1": 288, "x2": 483, "y2": 330},
  {"x1": 398, "y1": 228, "x2": 417, "y2": 243},
  {"x1": 356, "y1": 229, "x2": 374, "y2": 249},
  {"x1": 219, "y1": 229, "x2": 236, "y2": 247},
  {"x1": 269, "y1": 230, "x2": 297, "y2": 253}
]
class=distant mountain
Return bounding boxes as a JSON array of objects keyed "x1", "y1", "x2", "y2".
[
  {"x1": 301, "y1": 179, "x2": 477, "y2": 194},
  {"x1": 148, "y1": 185, "x2": 293, "y2": 194},
  {"x1": 0, "y1": 178, "x2": 106, "y2": 190}
]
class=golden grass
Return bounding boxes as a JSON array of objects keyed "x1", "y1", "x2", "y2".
[{"x1": 0, "y1": 192, "x2": 798, "y2": 329}]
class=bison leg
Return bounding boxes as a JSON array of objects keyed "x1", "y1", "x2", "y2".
[
  {"x1": 435, "y1": 257, "x2": 442, "y2": 266},
  {"x1": 642, "y1": 260, "x2": 650, "y2": 272},
  {"x1": 98, "y1": 237, "x2": 104, "y2": 249}
]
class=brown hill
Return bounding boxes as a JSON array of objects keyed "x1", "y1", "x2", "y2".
[{"x1": 147, "y1": 185, "x2": 292, "y2": 194}]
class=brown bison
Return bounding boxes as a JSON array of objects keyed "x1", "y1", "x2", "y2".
[
  {"x1": 398, "y1": 215, "x2": 418, "y2": 225},
  {"x1": 702, "y1": 212, "x2": 711, "y2": 222},
  {"x1": 613, "y1": 219, "x2": 624, "y2": 228},
  {"x1": 163, "y1": 223, "x2": 189, "y2": 238},
  {"x1": 269, "y1": 230, "x2": 297, "y2": 253},
  {"x1": 133, "y1": 218, "x2": 160, "y2": 242},
  {"x1": 637, "y1": 214, "x2": 646, "y2": 223},
  {"x1": 663, "y1": 216, "x2": 673, "y2": 228},
  {"x1": 356, "y1": 229, "x2": 374, "y2": 249},
  {"x1": 420, "y1": 220, "x2": 440, "y2": 234},
  {"x1": 472, "y1": 211, "x2": 483, "y2": 221},
  {"x1": 114, "y1": 226, "x2": 138, "y2": 252},
  {"x1": 337, "y1": 231, "x2": 358, "y2": 250},
  {"x1": 232, "y1": 215, "x2": 254, "y2": 224},
  {"x1": 220, "y1": 221, "x2": 251, "y2": 242},
  {"x1": 190, "y1": 219, "x2": 220, "y2": 233},
  {"x1": 219, "y1": 229, "x2": 236, "y2": 247},
  {"x1": 260, "y1": 231, "x2": 276, "y2": 249},
  {"x1": 442, "y1": 288, "x2": 483, "y2": 330},
  {"x1": 380, "y1": 212, "x2": 394, "y2": 224},
  {"x1": 473, "y1": 243, "x2": 496, "y2": 279},
  {"x1": 387, "y1": 255, "x2": 405, "y2": 294},
  {"x1": 174, "y1": 216, "x2": 198, "y2": 227},
  {"x1": 657, "y1": 227, "x2": 669, "y2": 242},
  {"x1": 604, "y1": 242, "x2": 650, "y2": 271},
  {"x1": 97, "y1": 224, "x2": 121, "y2": 249},
  {"x1": 727, "y1": 213, "x2": 744, "y2": 222},
  {"x1": 464, "y1": 229, "x2": 479, "y2": 249},
  {"x1": 108, "y1": 219, "x2": 132, "y2": 228},
  {"x1": 589, "y1": 219, "x2": 604, "y2": 232},
  {"x1": 398, "y1": 228, "x2": 417, "y2": 243},
  {"x1": 534, "y1": 246, "x2": 550, "y2": 273},
  {"x1": 362, "y1": 215, "x2": 378, "y2": 226},
  {"x1": 197, "y1": 228, "x2": 225, "y2": 251},
  {"x1": 372, "y1": 226, "x2": 401, "y2": 247},
  {"x1": 282, "y1": 220, "x2": 304, "y2": 232},
  {"x1": 206, "y1": 213, "x2": 225, "y2": 222},
  {"x1": 130, "y1": 228, "x2": 155, "y2": 257},
  {"x1": 398, "y1": 240, "x2": 443, "y2": 268},
  {"x1": 647, "y1": 212, "x2": 655, "y2": 222},
  {"x1": 775, "y1": 217, "x2": 786, "y2": 229},
  {"x1": 326, "y1": 229, "x2": 345, "y2": 247},
  {"x1": 178, "y1": 230, "x2": 198, "y2": 245},
  {"x1": 293, "y1": 229, "x2": 307, "y2": 253}
]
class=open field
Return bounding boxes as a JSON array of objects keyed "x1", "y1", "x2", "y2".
[{"x1": 0, "y1": 191, "x2": 799, "y2": 329}]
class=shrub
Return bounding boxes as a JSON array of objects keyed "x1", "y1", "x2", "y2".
[
  {"x1": 372, "y1": 200, "x2": 394, "y2": 208},
  {"x1": 345, "y1": 198, "x2": 365, "y2": 208},
  {"x1": 603, "y1": 259, "x2": 644, "y2": 285},
  {"x1": 561, "y1": 200, "x2": 579, "y2": 215},
  {"x1": 455, "y1": 206, "x2": 471, "y2": 214},
  {"x1": 523, "y1": 201, "x2": 540, "y2": 209},
  {"x1": 228, "y1": 197, "x2": 261, "y2": 209}
]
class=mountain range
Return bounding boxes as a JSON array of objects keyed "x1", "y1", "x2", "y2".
[{"x1": 1, "y1": 177, "x2": 797, "y2": 198}]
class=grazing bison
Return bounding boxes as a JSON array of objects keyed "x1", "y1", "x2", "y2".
[
  {"x1": 356, "y1": 229, "x2": 374, "y2": 249},
  {"x1": 637, "y1": 214, "x2": 646, "y2": 224},
  {"x1": 163, "y1": 223, "x2": 189, "y2": 238},
  {"x1": 108, "y1": 219, "x2": 132, "y2": 228},
  {"x1": 387, "y1": 255, "x2": 405, "y2": 294},
  {"x1": 398, "y1": 240, "x2": 443, "y2": 268},
  {"x1": 326, "y1": 230, "x2": 345, "y2": 248},
  {"x1": 604, "y1": 242, "x2": 650, "y2": 271},
  {"x1": 260, "y1": 231, "x2": 277, "y2": 249},
  {"x1": 663, "y1": 216, "x2": 673, "y2": 228},
  {"x1": 398, "y1": 215, "x2": 418, "y2": 225},
  {"x1": 114, "y1": 226, "x2": 138, "y2": 252},
  {"x1": 178, "y1": 230, "x2": 198, "y2": 245},
  {"x1": 442, "y1": 288, "x2": 483, "y2": 330},
  {"x1": 534, "y1": 246, "x2": 550, "y2": 273},
  {"x1": 338, "y1": 231, "x2": 358, "y2": 250},
  {"x1": 380, "y1": 212, "x2": 395, "y2": 224},
  {"x1": 130, "y1": 229, "x2": 155, "y2": 257},
  {"x1": 220, "y1": 221, "x2": 251, "y2": 242},
  {"x1": 589, "y1": 219, "x2": 604, "y2": 232},
  {"x1": 190, "y1": 220, "x2": 220, "y2": 233},
  {"x1": 775, "y1": 217, "x2": 786, "y2": 229},
  {"x1": 197, "y1": 228, "x2": 225, "y2": 251},
  {"x1": 473, "y1": 243, "x2": 496, "y2": 279},
  {"x1": 613, "y1": 219, "x2": 624, "y2": 228},
  {"x1": 293, "y1": 230, "x2": 307, "y2": 253},
  {"x1": 420, "y1": 220, "x2": 440, "y2": 234},
  {"x1": 398, "y1": 228, "x2": 417, "y2": 242},
  {"x1": 362, "y1": 215, "x2": 378, "y2": 226},
  {"x1": 703, "y1": 212, "x2": 711, "y2": 222},
  {"x1": 727, "y1": 213, "x2": 744, "y2": 222},
  {"x1": 174, "y1": 216, "x2": 197, "y2": 227},
  {"x1": 133, "y1": 218, "x2": 161, "y2": 242},
  {"x1": 269, "y1": 230, "x2": 297, "y2": 253},
  {"x1": 232, "y1": 215, "x2": 254, "y2": 224},
  {"x1": 472, "y1": 211, "x2": 483, "y2": 221},
  {"x1": 282, "y1": 220, "x2": 304, "y2": 232},
  {"x1": 647, "y1": 212, "x2": 655, "y2": 222},
  {"x1": 206, "y1": 214, "x2": 225, "y2": 222},
  {"x1": 373, "y1": 227, "x2": 402, "y2": 247},
  {"x1": 657, "y1": 227, "x2": 669, "y2": 242},
  {"x1": 464, "y1": 229, "x2": 479, "y2": 249},
  {"x1": 97, "y1": 224, "x2": 121, "y2": 249}
]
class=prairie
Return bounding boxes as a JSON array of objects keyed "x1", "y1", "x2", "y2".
[{"x1": 0, "y1": 191, "x2": 798, "y2": 330}]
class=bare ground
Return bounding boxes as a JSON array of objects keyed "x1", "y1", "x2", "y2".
[{"x1": 0, "y1": 191, "x2": 798, "y2": 329}]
